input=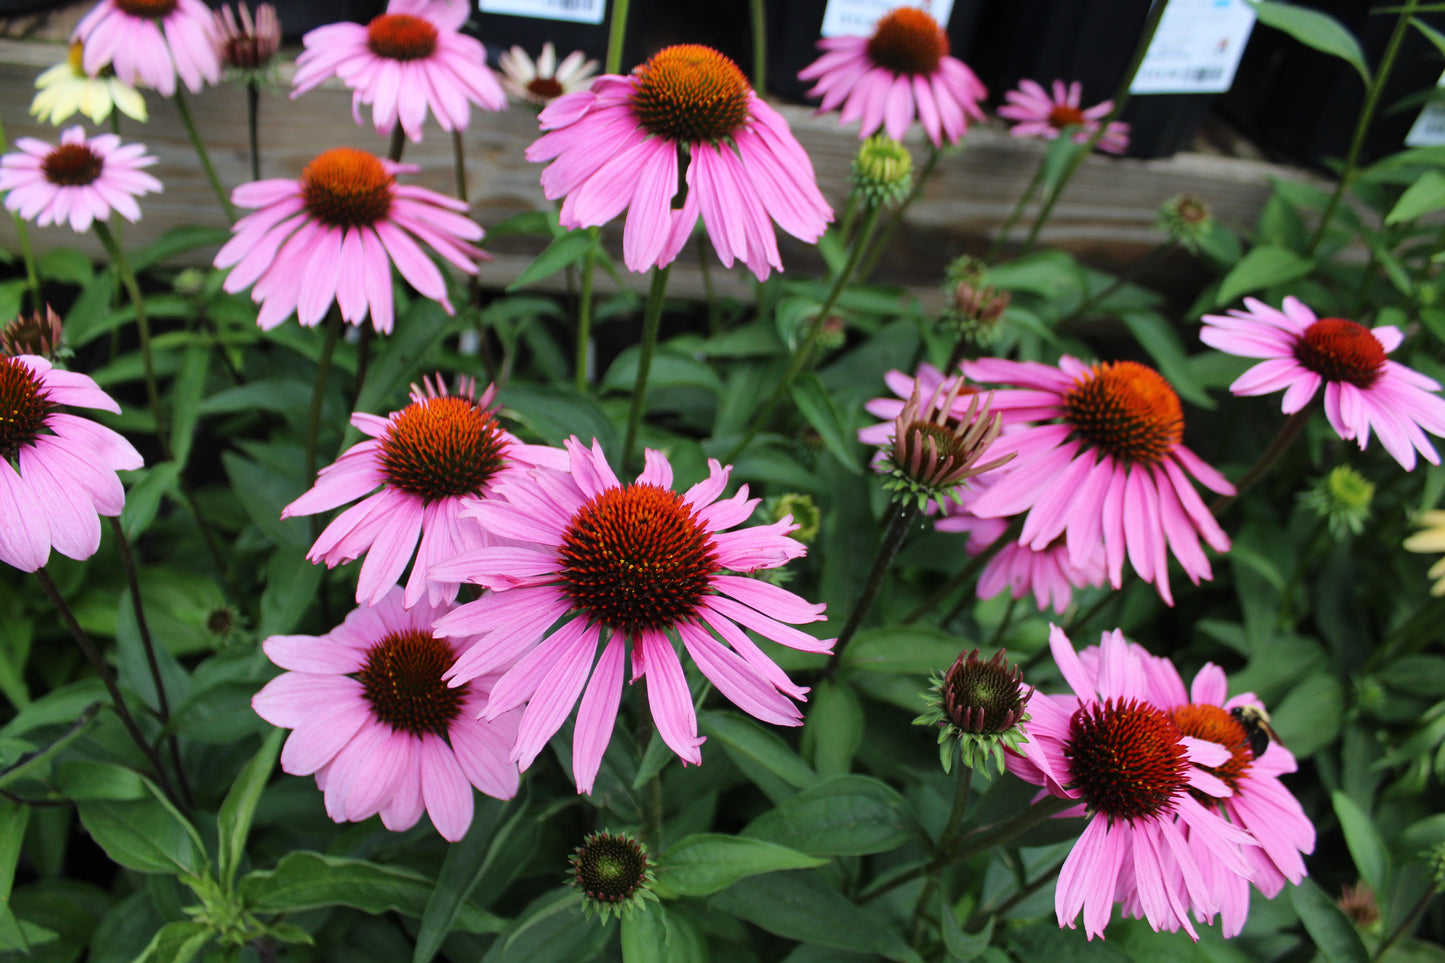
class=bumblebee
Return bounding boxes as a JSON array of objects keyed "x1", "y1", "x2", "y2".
[{"x1": 1230, "y1": 705, "x2": 1280, "y2": 758}]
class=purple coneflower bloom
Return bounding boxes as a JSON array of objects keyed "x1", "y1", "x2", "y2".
[
  {"x1": 73, "y1": 0, "x2": 221, "y2": 97},
  {"x1": 997, "y1": 79, "x2": 1130, "y2": 155},
  {"x1": 0, "y1": 126, "x2": 160, "y2": 233}
]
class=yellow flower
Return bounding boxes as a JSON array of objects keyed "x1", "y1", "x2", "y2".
[
  {"x1": 1404, "y1": 509, "x2": 1445, "y2": 596},
  {"x1": 31, "y1": 42, "x2": 147, "y2": 127}
]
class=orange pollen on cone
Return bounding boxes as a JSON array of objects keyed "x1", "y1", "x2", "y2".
[
  {"x1": 114, "y1": 0, "x2": 177, "y2": 18},
  {"x1": 557, "y1": 483, "x2": 720, "y2": 634},
  {"x1": 42, "y1": 143, "x2": 103, "y2": 187},
  {"x1": 1063, "y1": 360, "x2": 1183, "y2": 467},
  {"x1": 366, "y1": 13, "x2": 439, "y2": 62},
  {"x1": 357, "y1": 629, "x2": 465, "y2": 738},
  {"x1": 300, "y1": 147, "x2": 395, "y2": 230},
  {"x1": 866, "y1": 7, "x2": 948, "y2": 76},
  {"x1": 1171, "y1": 703, "x2": 1253, "y2": 796},
  {"x1": 1048, "y1": 103, "x2": 1088, "y2": 128},
  {"x1": 1294, "y1": 318, "x2": 1386, "y2": 389},
  {"x1": 1066, "y1": 698, "x2": 1189, "y2": 822},
  {"x1": 0, "y1": 357, "x2": 54, "y2": 462},
  {"x1": 378, "y1": 395, "x2": 508, "y2": 503},
  {"x1": 630, "y1": 44, "x2": 753, "y2": 144}
]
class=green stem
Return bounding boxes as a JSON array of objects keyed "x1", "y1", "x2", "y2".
[
  {"x1": 725, "y1": 205, "x2": 883, "y2": 462},
  {"x1": 575, "y1": 229, "x2": 599, "y2": 393},
  {"x1": 1059, "y1": 242, "x2": 1175, "y2": 326},
  {"x1": 748, "y1": 0, "x2": 767, "y2": 95},
  {"x1": 387, "y1": 125, "x2": 407, "y2": 164},
  {"x1": 1064, "y1": 585, "x2": 1123, "y2": 634},
  {"x1": 34, "y1": 567, "x2": 184, "y2": 810},
  {"x1": 621, "y1": 266, "x2": 672, "y2": 471},
  {"x1": 173, "y1": 88, "x2": 236, "y2": 222},
  {"x1": 0, "y1": 114, "x2": 42, "y2": 313},
  {"x1": 905, "y1": 516, "x2": 1024, "y2": 624},
  {"x1": 821, "y1": 500, "x2": 921, "y2": 680},
  {"x1": 246, "y1": 80, "x2": 261, "y2": 182},
  {"x1": 1209, "y1": 407, "x2": 1313, "y2": 516},
  {"x1": 858, "y1": 145, "x2": 940, "y2": 282},
  {"x1": 987, "y1": 164, "x2": 1047, "y2": 261},
  {"x1": 606, "y1": 0, "x2": 631, "y2": 74},
  {"x1": 939, "y1": 763, "x2": 974, "y2": 852},
  {"x1": 698, "y1": 233, "x2": 720, "y2": 339},
  {"x1": 1307, "y1": 0, "x2": 1418, "y2": 257},
  {"x1": 94, "y1": 221, "x2": 166, "y2": 446},
  {"x1": 1371, "y1": 884, "x2": 1437, "y2": 963},
  {"x1": 1020, "y1": 0, "x2": 1170, "y2": 253},
  {"x1": 985, "y1": 596, "x2": 1019, "y2": 650},
  {"x1": 967, "y1": 857, "x2": 1066, "y2": 928},
  {"x1": 451, "y1": 130, "x2": 497, "y2": 386}
]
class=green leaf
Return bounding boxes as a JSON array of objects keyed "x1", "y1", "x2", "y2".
[
  {"x1": 0, "y1": 702, "x2": 100, "y2": 791},
  {"x1": 843, "y1": 627, "x2": 962, "y2": 674},
  {"x1": 941, "y1": 897, "x2": 993, "y2": 960},
  {"x1": 351, "y1": 298, "x2": 454, "y2": 421},
  {"x1": 259, "y1": 548, "x2": 325, "y2": 636},
  {"x1": 1040, "y1": 134, "x2": 1085, "y2": 198},
  {"x1": 601, "y1": 348, "x2": 725, "y2": 396},
  {"x1": 743, "y1": 775, "x2": 923, "y2": 856},
  {"x1": 710, "y1": 871, "x2": 925, "y2": 963},
  {"x1": 1271, "y1": 673, "x2": 1344, "y2": 758},
  {"x1": 1331, "y1": 791, "x2": 1388, "y2": 898},
  {"x1": 168, "y1": 344, "x2": 209, "y2": 467},
  {"x1": 1386, "y1": 170, "x2": 1445, "y2": 224},
  {"x1": 414, "y1": 797, "x2": 527, "y2": 963},
  {"x1": 241, "y1": 852, "x2": 449, "y2": 919},
  {"x1": 700, "y1": 711, "x2": 818, "y2": 799},
  {"x1": 484, "y1": 890, "x2": 611, "y2": 963},
  {"x1": 1288, "y1": 878, "x2": 1370, "y2": 963},
  {"x1": 50, "y1": 760, "x2": 148, "y2": 801},
  {"x1": 1412, "y1": 16, "x2": 1445, "y2": 60},
  {"x1": 498, "y1": 383, "x2": 617, "y2": 451},
  {"x1": 77, "y1": 789, "x2": 207, "y2": 876},
  {"x1": 0, "y1": 801, "x2": 30, "y2": 950},
  {"x1": 221, "y1": 451, "x2": 311, "y2": 549},
  {"x1": 132, "y1": 921, "x2": 211, "y2": 963},
  {"x1": 120, "y1": 462, "x2": 180, "y2": 540},
  {"x1": 1215, "y1": 245, "x2": 1314, "y2": 306},
  {"x1": 801, "y1": 680, "x2": 864, "y2": 779},
  {"x1": 1117, "y1": 310, "x2": 1212, "y2": 409},
  {"x1": 507, "y1": 230, "x2": 596, "y2": 292},
  {"x1": 791, "y1": 374, "x2": 862, "y2": 475},
  {"x1": 1247, "y1": 1, "x2": 1371, "y2": 86},
  {"x1": 217, "y1": 729, "x2": 282, "y2": 884},
  {"x1": 656, "y1": 834, "x2": 827, "y2": 897},
  {"x1": 37, "y1": 248, "x2": 94, "y2": 286},
  {"x1": 620, "y1": 904, "x2": 670, "y2": 963},
  {"x1": 130, "y1": 227, "x2": 233, "y2": 272}
]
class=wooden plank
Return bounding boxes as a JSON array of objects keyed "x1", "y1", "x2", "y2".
[{"x1": 0, "y1": 36, "x2": 1319, "y2": 308}]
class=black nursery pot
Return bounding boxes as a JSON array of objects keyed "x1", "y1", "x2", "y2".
[{"x1": 203, "y1": 0, "x2": 384, "y2": 41}]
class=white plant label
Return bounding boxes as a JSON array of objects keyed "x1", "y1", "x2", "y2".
[
  {"x1": 1406, "y1": 70, "x2": 1445, "y2": 147},
  {"x1": 819, "y1": 0, "x2": 957, "y2": 39},
  {"x1": 478, "y1": 0, "x2": 606, "y2": 26},
  {"x1": 1131, "y1": 0, "x2": 1257, "y2": 95}
]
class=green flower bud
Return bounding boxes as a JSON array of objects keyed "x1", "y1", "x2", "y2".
[{"x1": 850, "y1": 134, "x2": 913, "y2": 209}]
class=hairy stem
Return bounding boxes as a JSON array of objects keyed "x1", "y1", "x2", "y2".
[
  {"x1": 822, "y1": 501, "x2": 921, "y2": 680},
  {"x1": 173, "y1": 88, "x2": 235, "y2": 222},
  {"x1": 622, "y1": 266, "x2": 672, "y2": 471}
]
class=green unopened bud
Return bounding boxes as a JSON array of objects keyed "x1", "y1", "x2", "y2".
[
  {"x1": 173, "y1": 268, "x2": 208, "y2": 298},
  {"x1": 0, "y1": 305, "x2": 68, "y2": 362},
  {"x1": 850, "y1": 134, "x2": 913, "y2": 209},
  {"x1": 1426, "y1": 842, "x2": 1445, "y2": 890},
  {"x1": 1299, "y1": 465, "x2": 1373, "y2": 537},
  {"x1": 764, "y1": 493, "x2": 820, "y2": 545},
  {"x1": 568, "y1": 831, "x2": 658, "y2": 921},
  {"x1": 1157, "y1": 193, "x2": 1212, "y2": 252},
  {"x1": 915, "y1": 648, "x2": 1033, "y2": 775}
]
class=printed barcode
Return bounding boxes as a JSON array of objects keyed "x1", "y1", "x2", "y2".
[{"x1": 1186, "y1": 67, "x2": 1223, "y2": 81}]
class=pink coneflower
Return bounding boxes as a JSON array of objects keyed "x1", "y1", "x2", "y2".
[
  {"x1": 997, "y1": 79, "x2": 1130, "y2": 155},
  {"x1": 73, "y1": 0, "x2": 221, "y2": 97},
  {"x1": 0, "y1": 355, "x2": 142, "y2": 573},
  {"x1": 525, "y1": 44, "x2": 832, "y2": 280},
  {"x1": 291, "y1": 0, "x2": 505, "y2": 143},
  {"x1": 797, "y1": 7, "x2": 986, "y2": 147},
  {"x1": 499, "y1": 42, "x2": 599, "y2": 107},
  {"x1": 859, "y1": 363, "x2": 973, "y2": 447},
  {"x1": 429, "y1": 438, "x2": 834, "y2": 795},
  {"x1": 936, "y1": 473, "x2": 1107, "y2": 614},
  {"x1": 1200, "y1": 296, "x2": 1445, "y2": 471},
  {"x1": 282, "y1": 377, "x2": 565, "y2": 608},
  {"x1": 0, "y1": 126, "x2": 160, "y2": 234},
  {"x1": 213, "y1": 147, "x2": 486, "y2": 332},
  {"x1": 251, "y1": 587, "x2": 521, "y2": 841},
  {"x1": 1065, "y1": 635, "x2": 1313, "y2": 937},
  {"x1": 961, "y1": 357, "x2": 1233, "y2": 605},
  {"x1": 1006, "y1": 626, "x2": 1257, "y2": 940}
]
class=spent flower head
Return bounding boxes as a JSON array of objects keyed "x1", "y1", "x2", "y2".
[
  {"x1": 0, "y1": 306, "x2": 68, "y2": 362},
  {"x1": 880, "y1": 379, "x2": 1012, "y2": 510},
  {"x1": 916, "y1": 648, "x2": 1033, "y2": 774},
  {"x1": 1157, "y1": 193, "x2": 1212, "y2": 252},
  {"x1": 943, "y1": 255, "x2": 1010, "y2": 347},
  {"x1": 850, "y1": 134, "x2": 913, "y2": 209},
  {"x1": 1298, "y1": 465, "x2": 1373, "y2": 537},
  {"x1": 1337, "y1": 882, "x2": 1380, "y2": 929},
  {"x1": 568, "y1": 831, "x2": 658, "y2": 921}
]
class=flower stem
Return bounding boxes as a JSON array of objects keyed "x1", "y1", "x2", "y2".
[
  {"x1": 1058, "y1": 241, "x2": 1175, "y2": 326},
  {"x1": 388, "y1": 125, "x2": 407, "y2": 164},
  {"x1": 698, "y1": 233, "x2": 720, "y2": 339},
  {"x1": 821, "y1": 500, "x2": 921, "y2": 680},
  {"x1": 939, "y1": 763, "x2": 974, "y2": 852},
  {"x1": 94, "y1": 221, "x2": 166, "y2": 445},
  {"x1": 725, "y1": 205, "x2": 883, "y2": 463},
  {"x1": 246, "y1": 80, "x2": 261, "y2": 182},
  {"x1": 606, "y1": 0, "x2": 631, "y2": 74},
  {"x1": 107, "y1": 516, "x2": 194, "y2": 809},
  {"x1": 1306, "y1": 0, "x2": 1417, "y2": 257},
  {"x1": 987, "y1": 163, "x2": 1047, "y2": 261},
  {"x1": 172, "y1": 88, "x2": 235, "y2": 222},
  {"x1": 749, "y1": 0, "x2": 767, "y2": 95},
  {"x1": 34, "y1": 566, "x2": 184, "y2": 810},
  {"x1": 451, "y1": 130, "x2": 498, "y2": 386},
  {"x1": 1020, "y1": 0, "x2": 1169, "y2": 253},
  {"x1": 1209, "y1": 407, "x2": 1313, "y2": 516},
  {"x1": 622, "y1": 266, "x2": 672, "y2": 472},
  {"x1": 858, "y1": 144, "x2": 940, "y2": 282},
  {"x1": 905, "y1": 516, "x2": 1024, "y2": 624},
  {"x1": 575, "y1": 229, "x2": 599, "y2": 393}
]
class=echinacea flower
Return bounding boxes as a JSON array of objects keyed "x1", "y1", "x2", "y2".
[
  {"x1": 797, "y1": 6, "x2": 987, "y2": 147},
  {"x1": 997, "y1": 79, "x2": 1130, "y2": 155},
  {"x1": 281, "y1": 376, "x2": 565, "y2": 608},
  {"x1": 430, "y1": 438, "x2": 834, "y2": 795},
  {"x1": 292, "y1": 0, "x2": 505, "y2": 143},
  {"x1": 251, "y1": 587, "x2": 521, "y2": 841},
  {"x1": 1006, "y1": 626, "x2": 1257, "y2": 940},
  {"x1": 31, "y1": 41, "x2": 148, "y2": 126},
  {"x1": 74, "y1": 0, "x2": 221, "y2": 97},
  {"x1": 214, "y1": 147, "x2": 486, "y2": 332},
  {"x1": 499, "y1": 42, "x2": 599, "y2": 107},
  {"x1": 1, "y1": 306, "x2": 67, "y2": 362},
  {"x1": 568, "y1": 831, "x2": 659, "y2": 921},
  {"x1": 1066, "y1": 634, "x2": 1314, "y2": 937},
  {"x1": 525, "y1": 44, "x2": 832, "y2": 280},
  {"x1": 961, "y1": 356, "x2": 1233, "y2": 605},
  {"x1": 1404, "y1": 509, "x2": 1445, "y2": 596},
  {"x1": 214, "y1": 2, "x2": 280, "y2": 74},
  {"x1": 1200, "y1": 296, "x2": 1445, "y2": 471},
  {"x1": 0, "y1": 126, "x2": 160, "y2": 233},
  {"x1": 916, "y1": 647, "x2": 1033, "y2": 773},
  {"x1": 0, "y1": 354, "x2": 142, "y2": 572},
  {"x1": 859, "y1": 363, "x2": 965, "y2": 447},
  {"x1": 877, "y1": 377, "x2": 1011, "y2": 509}
]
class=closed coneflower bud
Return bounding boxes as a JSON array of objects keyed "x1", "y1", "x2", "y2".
[
  {"x1": 915, "y1": 648, "x2": 1033, "y2": 773},
  {"x1": 882, "y1": 380, "x2": 1013, "y2": 510},
  {"x1": 215, "y1": 3, "x2": 281, "y2": 76},
  {"x1": 1299, "y1": 465, "x2": 1374, "y2": 538},
  {"x1": 1337, "y1": 881, "x2": 1380, "y2": 929},
  {"x1": 943, "y1": 255, "x2": 1010, "y2": 345},
  {"x1": 850, "y1": 134, "x2": 914, "y2": 209},
  {"x1": 1157, "y1": 193, "x2": 1212, "y2": 252},
  {"x1": 0, "y1": 306, "x2": 67, "y2": 362},
  {"x1": 568, "y1": 831, "x2": 658, "y2": 921}
]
